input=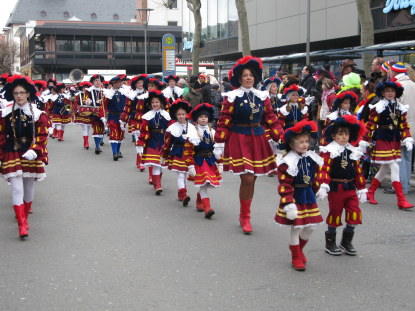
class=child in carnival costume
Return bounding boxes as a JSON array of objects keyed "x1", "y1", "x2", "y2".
[
  {"x1": 275, "y1": 119, "x2": 324, "y2": 271},
  {"x1": 160, "y1": 99, "x2": 197, "y2": 206},
  {"x1": 277, "y1": 84, "x2": 309, "y2": 130},
  {"x1": 317, "y1": 115, "x2": 367, "y2": 256},
  {"x1": 136, "y1": 90, "x2": 171, "y2": 195},
  {"x1": 186, "y1": 103, "x2": 222, "y2": 219},
  {"x1": 360, "y1": 81, "x2": 414, "y2": 210}
]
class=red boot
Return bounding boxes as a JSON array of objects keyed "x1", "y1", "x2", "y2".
[
  {"x1": 392, "y1": 181, "x2": 414, "y2": 210},
  {"x1": 178, "y1": 188, "x2": 190, "y2": 206},
  {"x1": 240, "y1": 199, "x2": 252, "y2": 234},
  {"x1": 58, "y1": 130, "x2": 64, "y2": 141},
  {"x1": 24, "y1": 201, "x2": 32, "y2": 230},
  {"x1": 299, "y1": 238, "x2": 308, "y2": 263},
  {"x1": 136, "y1": 154, "x2": 141, "y2": 169},
  {"x1": 153, "y1": 174, "x2": 163, "y2": 195},
  {"x1": 51, "y1": 128, "x2": 58, "y2": 139},
  {"x1": 367, "y1": 178, "x2": 381, "y2": 204},
  {"x1": 202, "y1": 198, "x2": 215, "y2": 219},
  {"x1": 83, "y1": 136, "x2": 89, "y2": 149},
  {"x1": 148, "y1": 166, "x2": 153, "y2": 184},
  {"x1": 196, "y1": 192, "x2": 204, "y2": 212},
  {"x1": 13, "y1": 204, "x2": 28, "y2": 238},
  {"x1": 289, "y1": 245, "x2": 306, "y2": 271}
]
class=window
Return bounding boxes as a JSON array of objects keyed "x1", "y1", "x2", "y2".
[
  {"x1": 113, "y1": 13, "x2": 119, "y2": 20},
  {"x1": 64, "y1": 11, "x2": 69, "y2": 18},
  {"x1": 149, "y1": 41, "x2": 161, "y2": 53},
  {"x1": 40, "y1": 10, "x2": 46, "y2": 17},
  {"x1": 91, "y1": 13, "x2": 97, "y2": 19},
  {"x1": 114, "y1": 38, "x2": 132, "y2": 53},
  {"x1": 207, "y1": 0, "x2": 218, "y2": 40},
  {"x1": 56, "y1": 39, "x2": 73, "y2": 51},
  {"x1": 94, "y1": 39, "x2": 107, "y2": 52},
  {"x1": 217, "y1": 0, "x2": 228, "y2": 38},
  {"x1": 168, "y1": 21, "x2": 178, "y2": 26},
  {"x1": 74, "y1": 38, "x2": 92, "y2": 52}
]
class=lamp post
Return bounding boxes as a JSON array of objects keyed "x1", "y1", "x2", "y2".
[{"x1": 137, "y1": 8, "x2": 154, "y2": 74}]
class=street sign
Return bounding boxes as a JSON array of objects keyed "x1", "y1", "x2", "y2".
[{"x1": 162, "y1": 33, "x2": 176, "y2": 76}]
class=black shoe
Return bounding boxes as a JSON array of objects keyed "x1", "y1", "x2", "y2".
[
  {"x1": 95, "y1": 148, "x2": 101, "y2": 154},
  {"x1": 325, "y1": 231, "x2": 342, "y2": 256},
  {"x1": 113, "y1": 154, "x2": 119, "y2": 161},
  {"x1": 340, "y1": 231, "x2": 357, "y2": 256},
  {"x1": 100, "y1": 141, "x2": 104, "y2": 146},
  {"x1": 117, "y1": 152, "x2": 123, "y2": 158}
]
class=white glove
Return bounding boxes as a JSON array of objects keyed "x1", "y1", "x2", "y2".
[
  {"x1": 85, "y1": 98, "x2": 92, "y2": 105},
  {"x1": 358, "y1": 140, "x2": 369, "y2": 154},
  {"x1": 357, "y1": 189, "x2": 368, "y2": 204},
  {"x1": 305, "y1": 96, "x2": 315, "y2": 106},
  {"x1": 22, "y1": 149, "x2": 37, "y2": 161},
  {"x1": 217, "y1": 163, "x2": 223, "y2": 174},
  {"x1": 188, "y1": 165, "x2": 196, "y2": 177},
  {"x1": 135, "y1": 130, "x2": 141, "y2": 137},
  {"x1": 48, "y1": 127, "x2": 54, "y2": 135},
  {"x1": 160, "y1": 157, "x2": 165, "y2": 165},
  {"x1": 101, "y1": 117, "x2": 107, "y2": 126},
  {"x1": 268, "y1": 139, "x2": 279, "y2": 155},
  {"x1": 213, "y1": 143, "x2": 224, "y2": 160},
  {"x1": 406, "y1": 141, "x2": 413, "y2": 152},
  {"x1": 119, "y1": 120, "x2": 126, "y2": 131},
  {"x1": 136, "y1": 146, "x2": 143, "y2": 156},
  {"x1": 182, "y1": 134, "x2": 188, "y2": 140},
  {"x1": 316, "y1": 184, "x2": 329, "y2": 201},
  {"x1": 283, "y1": 203, "x2": 298, "y2": 220}
]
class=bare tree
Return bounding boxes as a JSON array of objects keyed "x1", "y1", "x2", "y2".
[
  {"x1": 186, "y1": 0, "x2": 201, "y2": 75},
  {"x1": 356, "y1": 0, "x2": 374, "y2": 74},
  {"x1": 0, "y1": 39, "x2": 20, "y2": 74},
  {"x1": 235, "y1": 0, "x2": 251, "y2": 56}
]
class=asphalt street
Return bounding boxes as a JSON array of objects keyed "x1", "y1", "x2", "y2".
[{"x1": 0, "y1": 124, "x2": 414, "y2": 311}]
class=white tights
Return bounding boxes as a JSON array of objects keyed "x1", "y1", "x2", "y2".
[
  {"x1": 177, "y1": 172, "x2": 187, "y2": 189},
  {"x1": 375, "y1": 162, "x2": 400, "y2": 182},
  {"x1": 198, "y1": 185, "x2": 209, "y2": 199},
  {"x1": 290, "y1": 226, "x2": 315, "y2": 245},
  {"x1": 152, "y1": 165, "x2": 162, "y2": 175},
  {"x1": 81, "y1": 124, "x2": 90, "y2": 136},
  {"x1": 9, "y1": 177, "x2": 35, "y2": 206},
  {"x1": 55, "y1": 124, "x2": 65, "y2": 131}
]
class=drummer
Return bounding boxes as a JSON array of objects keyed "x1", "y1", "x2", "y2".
[
  {"x1": 74, "y1": 81, "x2": 93, "y2": 149},
  {"x1": 85, "y1": 74, "x2": 106, "y2": 154}
]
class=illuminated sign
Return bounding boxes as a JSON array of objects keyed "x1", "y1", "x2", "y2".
[{"x1": 383, "y1": 0, "x2": 415, "y2": 15}]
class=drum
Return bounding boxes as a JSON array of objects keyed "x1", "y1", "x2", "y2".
[{"x1": 78, "y1": 106, "x2": 96, "y2": 116}]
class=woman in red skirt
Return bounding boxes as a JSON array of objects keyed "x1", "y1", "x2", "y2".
[
  {"x1": 0, "y1": 75, "x2": 49, "y2": 238},
  {"x1": 136, "y1": 90, "x2": 171, "y2": 195},
  {"x1": 160, "y1": 99, "x2": 196, "y2": 206},
  {"x1": 214, "y1": 56, "x2": 283, "y2": 234},
  {"x1": 361, "y1": 81, "x2": 414, "y2": 210},
  {"x1": 186, "y1": 103, "x2": 222, "y2": 219}
]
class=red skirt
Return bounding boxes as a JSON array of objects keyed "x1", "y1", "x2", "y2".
[
  {"x1": 275, "y1": 203, "x2": 323, "y2": 228},
  {"x1": 1, "y1": 151, "x2": 46, "y2": 181},
  {"x1": 128, "y1": 119, "x2": 140, "y2": 133},
  {"x1": 142, "y1": 147, "x2": 164, "y2": 167},
  {"x1": 92, "y1": 119, "x2": 105, "y2": 137},
  {"x1": 51, "y1": 113, "x2": 71, "y2": 124},
  {"x1": 75, "y1": 114, "x2": 92, "y2": 125},
  {"x1": 371, "y1": 139, "x2": 401, "y2": 164},
  {"x1": 194, "y1": 161, "x2": 222, "y2": 187},
  {"x1": 223, "y1": 131, "x2": 277, "y2": 176},
  {"x1": 166, "y1": 155, "x2": 188, "y2": 172}
]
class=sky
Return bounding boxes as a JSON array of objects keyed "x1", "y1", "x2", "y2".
[{"x1": 0, "y1": 0, "x2": 18, "y2": 29}]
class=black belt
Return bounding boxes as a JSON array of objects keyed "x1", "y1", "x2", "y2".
[
  {"x1": 151, "y1": 129, "x2": 165, "y2": 134},
  {"x1": 331, "y1": 178, "x2": 354, "y2": 183},
  {"x1": 195, "y1": 150, "x2": 213, "y2": 158},
  {"x1": 109, "y1": 111, "x2": 122, "y2": 116},
  {"x1": 293, "y1": 184, "x2": 311, "y2": 188},
  {"x1": 379, "y1": 125, "x2": 398, "y2": 130},
  {"x1": 9, "y1": 137, "x2": 31, "y2": 144}
]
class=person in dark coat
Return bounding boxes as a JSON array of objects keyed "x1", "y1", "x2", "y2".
[{"x1": 300, "y1": 65, "x2": 316, "y2": 96}]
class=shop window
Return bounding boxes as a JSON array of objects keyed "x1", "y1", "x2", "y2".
[
  {"x1": 149, "y1": 41, "x2": 161, "y2": 53},
  {"x1": 56, "y1": 39, "x2": 73, "y2": 51}
]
